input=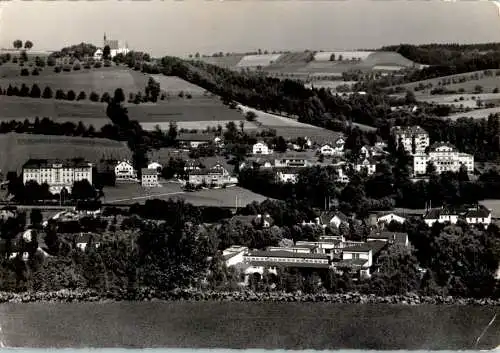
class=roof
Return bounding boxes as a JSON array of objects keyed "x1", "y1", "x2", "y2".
[
  {"x1": 465, "y1": 208, "x2": 491, "y2": 218},
  {"x1": 275, "y1": 167, "x2": 302, "y2": 174},
  {"x1": 377, "y1": 211, "x2": 406, "y2": 218},
  {"x1": 23, "y1": 158, "x2": 92, "y2": 169},
  {"x1": 391, "y1": 125, "x2": 428, "y2": 135},
  {"x1": 423, "y1": 207, "x2": 458, "y2": 220},
  {"x1": 430, "y1": 142, "x2": 457, "y2": 152},
  {"x1": 141, "y1": 168, "x2": 158, "y2": 176},
  {"x1": 319, "y1": 211, "x2": 349, "y2": 225},
  {"x1": 177, "y1": 133, "x2": 216, "y2": 142},
  {"x1": 246, "y1": 260, "x2": 330, "y2": 269},
  {"x1": 247, "y1": 250, "x2": 329, "y2": 260},
  {"x1": 342, "y1": 241, "x2": 387, "y2": 254},
  {"x1": 336, "y1": 259, "x2": 369, "y2": 267},
  {"x1": 369, "y1": 231, "x2": 408, "y2": 245}
]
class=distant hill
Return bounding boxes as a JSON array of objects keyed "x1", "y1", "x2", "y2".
[{"x1": 196, "y1": 50, "x2": 420, "y2": 75}]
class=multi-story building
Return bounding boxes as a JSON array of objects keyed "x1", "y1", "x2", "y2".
[
  {"x1": 252, "y1": 141, "x2": 272, "y2": 155},
  {"x1": 391, "y1": 125, "x2": 429, "y2": 155},
  {"x1": 22, "y1": 159, "x2": 93, "y2": 194},
  {"x1": 413, "y1": 142, "x2": 474, "y2": 176},
  {"x1": 187, "y1": 162, "x2": 238, "y2": 186},
  {"x1": 114, "y1": 160, "x2": 137, "y2": 180},
  {"x1": 274, "y1": 152, "x2": 314, "y2": 168},
  {"x1": 141, "y1": 168, "x2": 159, "y2": 187}
]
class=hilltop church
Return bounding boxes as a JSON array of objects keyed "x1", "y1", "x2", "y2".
[{"x1": 93, "y1": 33, "x2": 130, "y2": 60}]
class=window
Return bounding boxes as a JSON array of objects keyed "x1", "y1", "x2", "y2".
[{"x1": 352, "y1": 253, "x2": 360, "y2": 260}]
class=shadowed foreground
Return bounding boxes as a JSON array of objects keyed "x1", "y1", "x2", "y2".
[{"x1": 0, "y1": 302, "x2": 497, "y2": 349}]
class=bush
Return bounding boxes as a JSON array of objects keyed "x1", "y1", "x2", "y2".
[
  {"x1": 20, "y1": 68, "x2": 30, "y2": 76},
  {"x1": 30, "y1": 84, "x2": 41, "y2": 98},
  {"x1": 73, "y1": 63, "x2": 81, "y2": 71},
  {"x1": 31, "y1": 68, "x2": 39, "y2": 76},
  {"x1": 104, "y1": 60, "x2": 111, "y2": 67},
  {"x1": 62, "y1": 65, "x2": 72, "y2": 72},
  {"x1": 83, "y1": 63, "x2": 91, "y2": 69},
  {"x1": 12, "y1": 57, "x2": 18, "y2": 64},
  {"x1": 100, "y1": 92, "x2": 110, "y2": 103},
  {"x1": 55, "y1": 89, "x2": 66, "y2": 100},
  {"x1": 54, "y1": 66, "x2": 61, "y2": 73},
  {"x1": 94, "y1": 61, "x2": 102, "y2": 69}
]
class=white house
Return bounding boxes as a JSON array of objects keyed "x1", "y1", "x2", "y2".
[
  {"x1": 377, "y1": 212, "x2": 406, "y2": 224},
  {"x1": 354, "y1": 157, "x2": 377, "y2": 176},
  {"x1": 423, "y1": 207, "x2": 459, "y2": 227},
  {"x1": 319, "y1": 144, "x2": 335, "y2": 156},
  {"x1": 359, "y1": 145, "x2": 371, "y2": 159},
  {"x1": 465, "y1": 206, "x2": 492, "y2": 226},
  {"x1": 305, "y1": 211, "x2": 350, "y2": 229},
  {"x1": 391, "y1": 125, "x2": 430, "y2": 155},
  {"x1": 275, "y1": 167, "x2": 300, "y2": 184},
  {"x1": 413, "y1": 142, "x2": 474, "y2": 176},
  {"x1": 188, "y1": 163, "x2": 237, "y2": 187},
  {"x1": 147, "y1": 162, "x2": 163, "y2": 172},
  {"x1": 22, "y1": 158, "x2": 93, "y2": 194},
  {"x1": 115, "y1": 160, "x2": 137, "y2": 180},
  {"x1": 141, "y1": 168, "x2": 159, "y2": 187},
  {"x1": 252, "y1": 141, "x2": 272, "y2": 155}
]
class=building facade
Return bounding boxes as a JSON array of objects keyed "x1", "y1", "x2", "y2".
[
  {"x1": 22, "y1": 159, "x2": 93, "y2": 194},
  {"x1": 187, "y1": 163, "x2": 237, "y2": 186},
  {"x1": 413, "y1": 142, "x2": 474, "y2": 176},
  {"x1": 115, "y1": 160, "x2": 137, "y2": 180},
  {"x1": 252, "y1": 141, "x2": 272, "y2": 155},
  {"x1": 391, "y1": 125, "x2": 429, "y2": 155},
  {"x1": 141, "y1": 168, "x2": 159, "y2": 187}
]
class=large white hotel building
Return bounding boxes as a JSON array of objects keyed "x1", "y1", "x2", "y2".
[{"x1": 413, "y1": 142, "x2": 474, "y2": 176}]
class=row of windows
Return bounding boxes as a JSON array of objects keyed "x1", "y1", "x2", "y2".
[{"x1": 245, "y1": 256, "x2": 328, "y2": 264}]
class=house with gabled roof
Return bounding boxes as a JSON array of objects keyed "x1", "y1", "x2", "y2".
[
  {"x1": 252, "y1": 141, "x2": 273, "y2": 155},
  {"x1": 464, "y1": 206, "x2": 492, "y2": 226},
  {"x1": 354, "y1": 157, "x2": 377, "y2": 176},
  {"x1": 187, "y1": 162, "x2": 237, "y2": 187},
  {"x1": 303, "y1": 211, "x2": 350, "y2": 229},
  {"x1": 423, "y1": 207, "x2": 459, "y2": 227},
  {"x1": 377, "y1": 212, "x2": 407, "y2": 225},
  {"x1": 336, "y1": 240, "x2": 388, "y2": 279}
]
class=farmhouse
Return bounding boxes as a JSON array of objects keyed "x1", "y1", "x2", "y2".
[
  {"x1": 252, "y1": 141, "x2": 272, "y2": 155},
  {"x1": 22, "y1": 158, "x2": 93, "y2": 194},
  {"x1": 187, "y1": 162, "x2": 237, "y2": 187},
  {"x1": 413, "y1": 142, "x2": 474, "y2": 176},
  {"x1": 319, "y1": 139, "x2": 345, "y2": 157},
  {"x1": 354, "y1": 157, "x2": 377, "y2": 176},
  {"x1": 391, "y1": 125, "x2": 429, "y2": 155},
  {"x1": 114, "y1": 160, "x2": 137, "y2": 180},
  {"x1": 464, "y1": 206, "x2": 492, "y2": 226},
  {"x1": 141, "y1": 168, "x2": 159, "y2": 187},
  {"x1": 423, "y1": 207, "x2": 459, "y2": 227},
  {"x1": 177, "y1": 133, "x2": 221, "y2": 149},
  {"x1": 303, "y1": 211, "x2": 349, "y2": 229}
]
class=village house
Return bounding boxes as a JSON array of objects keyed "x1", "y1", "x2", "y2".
[
  {"x1": 391, "y1": 125, "x2": 430, "y2": 155},
  {"x1": 423, "y1": 207, "x2": 459, "y2": 227},
  {"x1": 147, "y1": 161, "x2": 163, "y2": 172},
  {"x1": 354, "y1": 157, "x2": 377, "y2": 176},
  {"x1": 319, "y1": 138, "x2": 345, "y2": 157},
  {"x1": 336, "y1": 241, "x2": 388, "y2": 279},
  {"x1": 141, "y1": 168, "x2": 159, "y2": 187},
  {"x1": 184, "y1": 159, "x2": 203, "y2": 172},
  {"x1": 367, "y1": 231, "x2": 410, "y2": 247},
  {"x1": 303, "y1": 211, "x2": 350, "y2": 229},
  {"x1": 464, "y1": 206, "x2": 492, "y2": 226},
  {"x1": 22, "y1": 158, "x2": 93, "y2": 194},
  {"x1": 114, "y1": 160, "x2": 137, "y2": 180},
  {"x1": 377, "y1": 212, "x2": 407, "y2": 225},
  {"x1": 187, "y1": 162, "x2": 237, "y2": 187},
  {"x1": 274, "y1": 152, "x2": 314, "y2": 168},
  {"x1": 239, "y1": 157, "x2": 274, "y2": 170},
  {"x1": 252, "y1": 141, "x2": 272, "y2": 155},
  {"x1": 413, "y1": 142, "x2": 474, "y2": 176},
  {"x1": 274, "y1": 167, "x2": 301, "y2": 184}
]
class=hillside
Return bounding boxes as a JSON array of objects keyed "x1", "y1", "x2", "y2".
[{"x1": 0, "y1": 133, "x2": 131, "y2": 173}]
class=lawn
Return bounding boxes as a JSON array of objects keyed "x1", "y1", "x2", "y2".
[
  {"x1": 0, "y1": 133, "x2": 131, "y2": 172},
  {"x1": 446, "y1": 107, "x2": 500, "y2": 121},
  {"x1": 0, "y1": 68, "x2": 149, "y2": 96},
  {"x1": 103, "y1": 183, "x2": 269, "y2": 208}
]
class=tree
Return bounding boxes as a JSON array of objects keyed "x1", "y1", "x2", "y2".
[
  {"x1": 77, "y1": 91, "x2": 86, "y2": 101},
  {"x1": 12, "y1": 40, "x2": 22, "y2": 50},
  {"x1": 103, "y1": 45, "x2": 111, "y2": 60},
  {"x1": 67, "y1": 90, "x2": 76, "y2": 101},
  {"x1": 101, "y1": 92, "x2": 111, "y2": 103},
  {"x1": 55, "y1": 89, "x2": 66, "y2": 100},
  {"x1": 42, "y1": 87, "x2": 53, "y2": 99},
  {"x1": 89, "y1": 92, "x2": 100, "y2": 102},
  {"x1": 113, "y1": 88, "x2": 125, "y2": 103},
  {"x1": 30, "y1": 209, "x2": 43, "y2": 227},
  {"x1": 245, "y1": 111, "x2": 257, "y2": 122},
  {"x1": 31, "y1": 68, "x2": 39, "y2": 76},
  {"x1": 71, "y1": 180, "x2": 96, "y2": 200},
  {"x1": 145, "y1": 77, "x2": 160, "y2": 102},
  {"x1": 24, "y1": 41, "x2": 33, "y2": 50},
  {"x1": 30, "y1": 84, "x2": 41, "y2": 98}
]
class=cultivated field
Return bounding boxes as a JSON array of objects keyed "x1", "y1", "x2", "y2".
[
  {"x1": 0, "y1": 133, "x2": 131, "y2": 172},
  {"x1": 0, "y1": 68, "x2": 149, "y2": 95},
  {"x1": 313, "y1": 51, "x2": 374, "y2": 62},
  {"x1": 149, "y1": 75, "x2": 208, "y2": 97},
  {"x1": 103, "y1": 183, "x2": 268, "y2": 207},
  {"x1": 446, "y1": 107, "x2": 500, "y2": 121},
  {"x1": 236, "y1": 54, "x2": 282, "y2": 68}
]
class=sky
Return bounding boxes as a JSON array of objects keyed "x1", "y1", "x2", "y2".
[{"x1": 1, "y1": 0, "x2": 500, "y2": 57}]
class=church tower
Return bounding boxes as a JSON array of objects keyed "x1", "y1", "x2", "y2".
[{"x1": 103, "y1": 33, "x2": 107, "y2": 46}]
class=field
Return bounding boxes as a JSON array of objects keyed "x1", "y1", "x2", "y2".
[
  {"x1": 446, "y1": 107, "x2": 500, "y2": 121},
  {"x1": 150, "y1": 75, "x2": 208, "y2": 97},
  {"x1": 103, "y1": 183, "x2": 268, "y2": 207},
  {"x1": 199, "y1": 51, "x2": 419, "y2": 75},
  {"x1": 0, "y1": 133, "x2": 131, "y2": 172},
  {"x1": 0, "y1": 68, "x2": 149, "y2": 96}
]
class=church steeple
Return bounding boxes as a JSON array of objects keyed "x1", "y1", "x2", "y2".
[{"x1": 103, "y1": 32, "x2": 107, "y2": 44}]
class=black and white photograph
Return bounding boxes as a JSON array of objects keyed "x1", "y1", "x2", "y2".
[{"x1": 0, "y1": 0, "x2": 498, "y2": 350}]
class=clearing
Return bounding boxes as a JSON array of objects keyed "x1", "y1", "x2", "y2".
[{"x1": 0, "y1": 133, "x2": 131, "y2": 173}]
